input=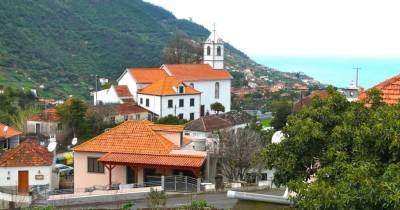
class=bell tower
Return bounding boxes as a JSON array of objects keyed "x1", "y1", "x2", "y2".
[{"x1": 203, "y1": 24, "x2": 224, "y2": 69}]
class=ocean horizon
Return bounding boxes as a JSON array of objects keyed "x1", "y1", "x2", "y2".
[{"x1": 251, "y1": 55, "x2": 400, "y2": 89}]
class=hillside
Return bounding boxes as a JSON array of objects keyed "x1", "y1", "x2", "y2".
[{"x1": 0, "y1": 0, "x2": 316, "y2": 99}]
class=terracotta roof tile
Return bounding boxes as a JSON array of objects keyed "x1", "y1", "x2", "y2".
[
  {"x1": 29, "y1": 108, "x2": 61, "y2": 122},
  {"x1": 138, "y1": 76, "x2": 201, "y2": 96},
  {"x1": 128, "y1": 68, "x2": 169, "y2": 84},
  {"x1": 115, "y1": 85, "x2": 132, "y2": 98},
  {"x1": 358, "y1": 74, "x2": 400, "y2": 105},
  {"x1": 72, "y1": 121, "x2": 176, "y2": 154},
  {"x1": 117, "y1": 103, "x2": 148, "y2": 115},
  {"x1": 163, "y1": 64, "x2": 232, "y2": 81},
  {"x1": 293, "y1": 90, "x2": 330, "y2": 112},
  {"x1": 184, "y1": 111, "x2": 252, "y2": 132},
  {"x1": 150, "y1": 124, "x2": 184, "y2": 133},
  {"x1": 0, "y1": 140, "x2": 53, "y2": 167},
  {"x1": 98, "y1": 152, "x2": 206, "y2": 168},
  {"x1": 0, "y1": 123, "x2": 22, "y2": 139}
]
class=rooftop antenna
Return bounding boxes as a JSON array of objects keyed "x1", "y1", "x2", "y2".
[{"x1": 353, "y1": 67, "x2": 360, "y2": 88}]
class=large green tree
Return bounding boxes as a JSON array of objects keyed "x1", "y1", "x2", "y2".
[
  {"x1": 56, "y1": 97, "x2": 88, "y2": 136},
  {"x1": 270, "y1": 100, "x2": 292, "y2": 130},
  {"x1": 264, "y1": 88, "x2": 400, "y2": 209}
]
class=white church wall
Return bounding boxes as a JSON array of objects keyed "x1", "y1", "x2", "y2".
[{"x1": 160, "y1": 95, "x2": 200, "y2": 120}]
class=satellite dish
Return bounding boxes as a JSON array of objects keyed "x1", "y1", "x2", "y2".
[
  {"x1": 71, "y1": 137, "x2": 78, "y2": 146},
  {"x1": 3, "y1": 126, "x2": 8, "y2": 132},
  {"x1": 47, "y1": 141, "x2": 57, "y2": 152},
  {"x1": 272, "y1": 131, "x2": 284, "y2": 144}
]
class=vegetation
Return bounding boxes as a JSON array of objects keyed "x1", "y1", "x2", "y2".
[
  {"x1": 179, "y1": 200, "x2": 215, "y2": 209},
  {"x1": 147, "y1": 188, "x2": 167, "y2": 208},
  {"x1": 161, "y1": 32, "x2": 203, "y2": 64},
  {"x1": 264, "y1": 88, "x2": 400, "y2": 209},
  {"x1": 157, "y1": 115, "x2": 187, "y2": 125},
  {"x1": 270, "y1": 100, "x2": 292, "y2": 130},
  {"x1": 56, "y1": 97, "x2": 88, "y2": 137},
  {"x1": 210, "y1": 102, "x2": 225, "y2": 114}
]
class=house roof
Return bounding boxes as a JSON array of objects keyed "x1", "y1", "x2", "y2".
[
  {"x1": 0, "y1": 140, "x2": 53, "y2": 167},
  {"x1": 163, "y1": 64, "x2": 232, "y2": 81},
  {"x1": 0, "y1": 123, "x2": 22, "y2": 139},
  {"x1": 29, "y1": 108, "x2": 61, "y2": 122},
  {"x1": 138, "y1": 76, "x2": 201, "y2": 96},
  {"x1": 115, "y1": 85, "x2": 132, "y2": 98},
  {"x1": 128, "y1": 68, "x2": 169, "y2": 84},
  {"x1": 358, "y1": 74, "x2": 400, "y2": 105},
  {"x1": 90, "y1": 103, "x2": 148, "y2": 116},
  {"x1": 185, "y1": 111, "x2": 252, "y2": 132},
  {"x1": 293, "y1": 90, "x2": 330, "y2": 113},
  {"x1": 150, "y1": 124, "x2": 185, "y2": 133},
  {"x1": 98, "y1": 152, "x2": 206, "y2": 168},
  {"x1": 73, "y1": 120, "x2": 176, "y2": 154}
]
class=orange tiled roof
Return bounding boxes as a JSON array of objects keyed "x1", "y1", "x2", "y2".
[
  {"x1": 138, "y1": 76, "x2": 201, "y2": 96},
  {"x1": 163, "y1": 64, "x2": 232, "y2": 81},
  {"x1": 150, "y1": 124, "x2": 184, "y2": 133},
  {"x1": 117, "y1": 103, "x2": 148, "y2": 115},
  {"x1": 358, "y1": 74, "x2": 400, "y2": 105},
  {"x1": 98, "y1": 152, "x2": 206, "y2": 168},
  {"x1": 115, "y1": 85, "x2": 132, "y2": 98},
  {"x1": 29, "y1": 108, "x2": 61, "y2": 122},
  {"x1": 128, "y1": 68, "x2": 169, "y2": 84},
  {"x1": 0, "y1": 140, "x2": 53, "y2": 167},
  {"x1": 293, "y1": 90, "x2": 330, "y2": 112},
  {"x1": 72, "y1": 121, "x2": 176, "y2": 154},
  {"x1": 0, "y1": 123, "x2": 22, "y2": 139}
]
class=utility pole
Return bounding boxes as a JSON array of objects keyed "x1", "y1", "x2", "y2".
[{"x1": 353, "y1": 67, "x2": 360, "y2": 88}]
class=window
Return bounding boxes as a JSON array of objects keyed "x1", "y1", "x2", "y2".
[
  {"x1": 215, "y1": 82, "x2": 220, "y2": 99},
  {"x1": 110, "y1": 116, "x2": 115, "y2": 124},
  {"x1": 217, "y1": 46, "x2": 222, "y2": 56},
  {"x1": 207, "y1": 46, "x2": 211, "y2": 56},
  {"x1": 190, "y1": 113, "x2": 195, "y2": 120},
  {"x1": 124, "y1": 115, "x2": 129, "y2": 121},
  {"x1": 178, "y1": 85, "x2": 184, "y2": 94},
  {"x1": 57, "y1": 123, "x2": 62, "y2": 131},
  {"x1": 135, "y1": 114, "x2": 141, "y2": 120},
  {"x1": 35, "y1": 123, "x2": 40, "y2": 134},
  {"x1": 88, "y1": 157, "x2": 104, "y2": 173},
  {"x1": 145, "y1": 98, "x2": 149, "y2": 107},
  {"x1": 190, "y1": 83, "x2": 194, "y2": 88},
  {"x1": 190, "y1": 98, "x2": 195, "y2": 107},
  {"x1": 179, "y1": 99, "x2": 184, "y2": 107},
  {"x1": 168, "y1": 99, "x2": 173, "y2": 108},
  {"x1": 178, "y1": 114, "x2": 184, "y2": 119},
  {"x1": 140, "y1": 98, "x2": 143, "y2": 104}
]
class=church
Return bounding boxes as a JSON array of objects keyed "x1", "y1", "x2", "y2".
[{"x1": 93, "y1": 30, "x2": 232, "y2": 121}]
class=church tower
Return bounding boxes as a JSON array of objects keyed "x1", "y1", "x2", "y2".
[{"x1": 203, "y1": 25, "x2": 224, "y2": 69}]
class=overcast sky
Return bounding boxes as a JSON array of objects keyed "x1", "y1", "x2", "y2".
[{"x1": 145, "y1": 0, "x2": 400, "y2": 57}]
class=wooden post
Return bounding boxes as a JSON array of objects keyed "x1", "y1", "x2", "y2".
[{"x1": 105, "y1": 164, "x2": 116, "y2": 189}]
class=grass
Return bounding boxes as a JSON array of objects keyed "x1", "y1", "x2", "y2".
[{"x1": 260, "y1": 119, "x2": 272, "y2": 128}]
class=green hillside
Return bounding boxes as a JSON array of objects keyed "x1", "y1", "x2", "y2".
[{"x1": 0, "y1": 0, "x2": 313, "y2": 100}]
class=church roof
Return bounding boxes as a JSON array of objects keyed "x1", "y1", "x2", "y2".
[
  {"x1": 163, "y1": 64, "x2": 231, "y2": 80},
  {"x1": 138, "y1": 76, "x2": 201, "y2": 96}
]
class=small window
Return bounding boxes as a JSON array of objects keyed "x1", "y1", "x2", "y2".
[
  {"x1": 215, "y1": 82, "x2": 220, "y2": 99},
  {"x1": 179, "y1": 99, "x2": 184, "y2": 107},
  {"x1": 168, "y1": 100, "x2": 173, "y2": 108},
  {"x1": 140, "y1": 98, "x2": 143, "y2": 104},
  {"x1": 190, "y1": 83, "x2": 194, "y2": 88},
  {"x1": 124, "y1": 115, "x2": 129, "y2": 121},
  {"x1": 217, "y1": 46, "x2": 222, "y2": 56},
  {"x1": 88, "y1": 157, "x2": 104, "y2": 173},
  {"x1": 178, "y1": 85, "x2": 184, "y2": 94},
  {"x1": 207, "y1": 46, "x2": 211, "y2": 56},
  {"x1": 184, "y1": 132, "x2": 190, "y2": 136},
  {"x1": 178, "y1": 114, "x2": 184, "y2": 119},
  {"x1": 135, "y1": 114, "x2": 140, "y2": 120},
  {"x1": 57, "y1": 123, "x2": 62, "y2": 131},
  {"x1": 190, "y1": 98, "x2": 195, "y2": 107},
  {"x1": 190, "y1": 113, "x2": 195, "y2": 120},
  {"x1": 145, "y1": 98, "x2": 149, "y2": 107},
  {"x1": 35, "y1": 123, "x2": 40, "y2": 134}
]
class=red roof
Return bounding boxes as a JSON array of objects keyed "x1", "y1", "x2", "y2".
[
  {"x1": 0, "y1": 140, "x2": 53, "y2": 167},
  {"x1": 30, "y1": 108, "x2": 61, "y2": 122},
  {"x1": 117, "y1": 103, "x2": 148, "y2": 115},
  {"x1": 0, "y1": 123, "x2": 22, "y2": 139},
  {"x1": 358, "y1": 74, "x2": 400, "y2": 105},
  {"x1": 163, "y1": 64, "x2": 232, "y2": 81},
  {"x1": 128, "y1": 68, "x2": 168, "y2": 84},
  {"x1": 138, "y1": 76, "x2": 201, "y2": 96},
  {"x1": 293, "y1": 90, "x2": 330, "y2": 112},
  {"x1": 99, "y1": 152, "x2": 206, "y2": 168},
  {"x1": 115, "y1": 85, "x2": 132, "y2": 98}
]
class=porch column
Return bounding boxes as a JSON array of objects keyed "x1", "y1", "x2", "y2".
[{"x1": 105, "y1": 163, "x2": 116, "y2": 189}]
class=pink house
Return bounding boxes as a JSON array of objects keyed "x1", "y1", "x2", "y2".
[{"x1": 72, "y1": 120, "x2": 206, "y2": 191}]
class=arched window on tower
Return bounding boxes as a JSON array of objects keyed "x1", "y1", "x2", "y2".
[
  {"x1": 215, "y1": 82, "x2": 220, "y2": 99},
  {"x1": 207, "y1": 46, "x2": 211, "y2": 56},
  {"x1": 217, "y1": 46, "x2": 222, "y2": 56}
]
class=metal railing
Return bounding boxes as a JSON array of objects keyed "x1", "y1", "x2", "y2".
[{"x1": 163, "y1": 175, "x2": 199, "y2": 193}]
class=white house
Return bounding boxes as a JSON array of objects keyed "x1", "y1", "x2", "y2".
[
  {"x1": 94, "y1": 30, "x2": 232, "y2": 120},
  {"x1": 0, "y1": 123, "x2": 21, "y2": 150},
  {"x1": 0, "y1": 140, "x2": 55, "y2": 194},
  {"x1": 137, "y1": 76, "x2": 201, "y2": 120},
  {"x1": 93, "y1": 85, "x2": 134, "y2": 105}
]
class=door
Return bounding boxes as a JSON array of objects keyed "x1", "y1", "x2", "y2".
[
  {"x1": 35, "y1": 123, "x2": 41, "y2": 134},
  {"x1": 18, "y1": 171, "x2": 29, "y2": 194},
  {"x1": 200, "y1": 105, "x2": 205, "y2": 117},
  {"x1": 126, "y1": 167, "x2": 135, "y2": 184}
]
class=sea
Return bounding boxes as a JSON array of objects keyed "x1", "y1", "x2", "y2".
[{"x1": 251, "y1": 56, "x2": 400, "y2": 89}]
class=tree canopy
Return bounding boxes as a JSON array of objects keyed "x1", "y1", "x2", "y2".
[
  {"x1": 157, "y1": 115, "x2": 187, "y2": 125},
  {"x1": 270, "y1": 100, "x2": 292, "y2": 130},
  {"x1": 264, "y1": 88, "x2": 400, "y2": 209},
  {"x1": 210, "y1": 102, "x2": 225, "y2": 114}
]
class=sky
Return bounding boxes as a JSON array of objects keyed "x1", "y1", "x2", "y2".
[{"x1": 145, "y1": 0, "x2": 400, "y2": 58}]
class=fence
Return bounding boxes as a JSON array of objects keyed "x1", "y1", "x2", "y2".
[{"x1": 163, "y1": 175, "x2": 200, "y2": 193}]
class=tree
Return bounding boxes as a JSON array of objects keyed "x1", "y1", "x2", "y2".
[
  {"x1": 263, "y1": 89, "x2": 400, "y2": 209},
  {"x1": 56, "y1": 97, "x2": 88, "y2": 136},
  {"x1": 218, "y1": 128, "x2": 263, "y2": 181},
  {"x1": 9, "y1": 106, "x2": 40, "y2": 133},
  {"x1": 270, "y1": 100, "x2": 292, "y2": 130},
  {"x1": 161, "y1": 31, "x2": 203, "y2": 64},
  {"x1": 210, "y1": 102, "x2": 225, "y2": 114},
  {"x1": 157, "y1": 115, "x2": 187, "y2": 125}
]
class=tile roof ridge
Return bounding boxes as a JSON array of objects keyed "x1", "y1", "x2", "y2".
[
  {"x1": 201, "y1": 117, "x2": 207, "y2": 131},
  {"x1": 106, "y1": 151, "x2": 206, "y2": 158}
]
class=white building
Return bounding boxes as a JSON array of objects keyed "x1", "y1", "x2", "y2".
[
  {"x1": 0, "y1": 140, "x2": 56, "y2": 193},
  {"x1": 94, "y1": 30, "x2": 232, "y2": 120},
  {"x1": 93, "y1": 85, "x2": 134, "y2": 105}
]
